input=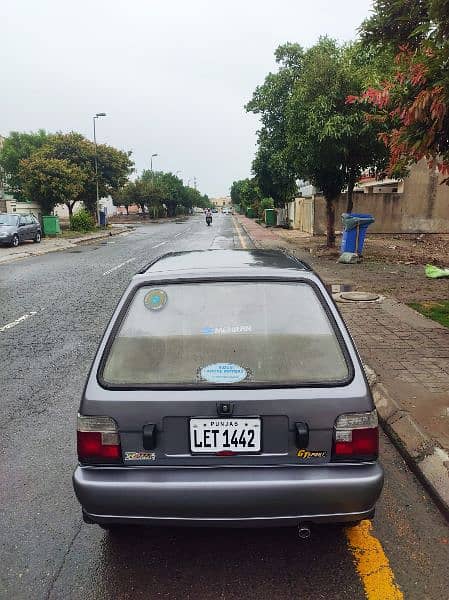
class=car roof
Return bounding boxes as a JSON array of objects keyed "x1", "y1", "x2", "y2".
[{"x1": 136, "y1": 249, "x2": 313, "y2": 280}]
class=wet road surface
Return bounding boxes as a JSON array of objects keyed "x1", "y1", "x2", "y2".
[{"x1": 1, "y1": 214, "x2": 448, "y2": 599}]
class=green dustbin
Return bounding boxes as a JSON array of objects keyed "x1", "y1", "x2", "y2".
[
  {"x1": 42, "y1": 215, "x2": 61, "y2": 236},
  {"x1": 264, "y1": 208, "x2": 277, "y2": 226},
  {"x1": 246, "y1": 207, "x2": 255, "y2": 218}
]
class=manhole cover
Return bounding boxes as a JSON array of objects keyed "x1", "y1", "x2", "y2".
[{"x1": 340, "y1": 291, "x2": 380, "y2": 302}]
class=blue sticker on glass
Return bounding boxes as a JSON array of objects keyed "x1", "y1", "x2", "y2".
[
  {"x1": 200, "y1": 363, "x2": 247, "y2": 384},
  {"x1": 144, "y1": 289, "x2": 167, "y2": 311}
]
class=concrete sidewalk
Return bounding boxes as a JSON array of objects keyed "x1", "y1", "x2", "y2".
[
  {"x1": 236, "y1": 213, "x2": 449, "y2": 516},
  {"x1": 0, "y1": 226, "x2": 131, "y2": 265}
]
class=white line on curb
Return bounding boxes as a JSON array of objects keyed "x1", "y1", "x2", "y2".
[
  {"x1": 0, "y1": 311, "x2": 38, "y2": 333},
  {"x1": 151, "y1": 241, "x2": 167, "y2": 249},
  {"x1": 102, "y1": 257, "x2": 137, "y2": 276}
]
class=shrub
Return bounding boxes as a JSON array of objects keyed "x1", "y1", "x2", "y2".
[
  {"x1": 70, "y1": 208, "x2": 95, "y2": 232},
  {"x1": 258, "y1": 197, "x2": 274, "y2": 218},
  {"x1": 260, "y1": 197, "x2": 274, "y2": 210}
]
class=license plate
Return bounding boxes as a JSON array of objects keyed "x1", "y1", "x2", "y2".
[{"x1": 190, "y1": 418, "x2": 261, "y2": 454}]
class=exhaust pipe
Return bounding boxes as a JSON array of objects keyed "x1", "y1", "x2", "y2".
[{"x1": 298, "y1": 524, "x2": 311, "y2": 540}]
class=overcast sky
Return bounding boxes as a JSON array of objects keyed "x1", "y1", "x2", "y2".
[{"x1": 1, "y1": 0, "x2": 373, "y2": 198}]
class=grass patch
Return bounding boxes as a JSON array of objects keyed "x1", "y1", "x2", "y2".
[{"x1": 408, "y1": 300, "x2": 449, "y2": 328}]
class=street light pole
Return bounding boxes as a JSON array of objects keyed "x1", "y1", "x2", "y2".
[
  {"x1": 93, "y1": 112, "x2": 106, "y2": 226},
  {"x1": 150, "y1": 153, "x2": 158, "y2": 174}
]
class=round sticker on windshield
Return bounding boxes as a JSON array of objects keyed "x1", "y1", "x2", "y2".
[
  {"x1": 200, "y1": 363, "x2": 247, "y2": 384},
  {"x1": 144, "y1": 289, "x2": 167, "y2": 311}
]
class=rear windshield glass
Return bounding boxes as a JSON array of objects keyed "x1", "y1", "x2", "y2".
[{"x1": 101, "y1": 282, "x2": 350, "y2": 387}]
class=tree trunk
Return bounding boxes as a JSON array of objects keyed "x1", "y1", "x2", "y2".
[
  {"x1": 325, "y1": 197, "x2": 336, "y2": 248},
  {"x1": 126, "y1": 206, "x2": 129, "y2": 215},
  {"x1": 346, "y1": 176, "x2": 356, "y2": 213},
  {"x1": 67, "y1": 202, "x2": 74, "y2": 218}
]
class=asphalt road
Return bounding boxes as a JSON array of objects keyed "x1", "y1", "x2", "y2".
[{"x1": 1, "y1": 214, "x2": 448, "y2": 600}]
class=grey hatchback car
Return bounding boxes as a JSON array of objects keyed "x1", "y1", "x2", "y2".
[
  {"x1": 73, "y1": 249, "x2": 383, "y2": 529},
  {"x1": 0, "y1": 213, "x2": 42, "y2": 246}
]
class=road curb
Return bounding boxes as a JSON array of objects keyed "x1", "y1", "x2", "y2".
[
  {"x1": 235, "y1": 217, "x2": 263, "y2": 248},
  {"x1": 366, "y1": 364, "x2": 449, "y2": 518},
  {"x1": 0, "y1": 227, "x2": 131, "y2": 265},
  {"x1": 70, "y1": 227, "x2": 131, "y2": 245}
]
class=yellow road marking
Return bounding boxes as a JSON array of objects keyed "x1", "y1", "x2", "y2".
[
  {"x1": 345, "y1": 520, "x2": 403, "y2": 600},
  {"x1": 232, "y1": 215, "x2": 247, "y2": 249}
]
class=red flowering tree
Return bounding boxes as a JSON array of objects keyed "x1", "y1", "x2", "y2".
[{"x1": 351, "y1": 0, "x2": 449, "y2": 181}]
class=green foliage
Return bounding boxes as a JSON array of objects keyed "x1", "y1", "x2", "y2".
[
  {"x1": 409, "y1": 300, "x2": 449, "y2": 328},
  {"x1": 38, "y1": 133, "x2": 133, "y2": 214},
  {"x1": 19, "y1": 155, "x2": 85, "y2": 214},
  {"x1": 286, "y1": 37, "x2": 390, "y2": 245},
  {"x1": 358, "y1": 0, "x2": 449, "y2": 180},
  {"x1": 113, "y1": 172, "x2": 208, "y2": 219},
  {"x1": 0, "y1": 130, "x2": 49, "y2": 200},
  {"x1": 260, "y1": 197, "x2": 274, "y2": 210},
  {"x1": 230, "y1": 178, "x2": 260, "y2": 210},
  {"x1": 69, "y1": 208, "x2": 96, "y2": 232},
  {"x1": 112, "y1": 181, "x2": 135, "y2": 214},
  {"x1": 246, "y1": 44, "x2": 302, "y2": 206}
]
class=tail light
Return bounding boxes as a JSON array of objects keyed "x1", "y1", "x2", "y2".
[
  {"x1": 332, "y1": 410, "x2": 378, "y2": 461},
  {"x1": 77, "y1": 415, "x2": 122, "y2": 463}
]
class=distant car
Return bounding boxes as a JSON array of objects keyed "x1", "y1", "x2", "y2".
[
  {"x1": 222, "y1": 207, "x2": 230, "y2": 214},
  {"x1": 0, "y1": 213, "x2": 42, "y2": 247},
  {"x1": 211, "y1": 207, "x2": 218, "y2": 213},
  {"x1": 73, "y1": 249, "x2": 383, "y2": 531}
]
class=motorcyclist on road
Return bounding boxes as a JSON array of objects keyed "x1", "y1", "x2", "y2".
[{"x1": 205, "y1": 208, "x2": 212, "y2": 226}]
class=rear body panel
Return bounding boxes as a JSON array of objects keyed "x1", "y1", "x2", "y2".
[{"x1": 74, "y1": 250, "x2": 383, "y2": 526}]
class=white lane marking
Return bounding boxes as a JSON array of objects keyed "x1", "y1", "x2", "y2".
[
  {"x1": 0, "y1": 311, "x2": 37, "y2": 333},
  {"x1": 102, "y1": 257, "x2": 137, "y2": 276},
  {"x1": 152, "y1": 241, "x2": 168, "y2": 249}
]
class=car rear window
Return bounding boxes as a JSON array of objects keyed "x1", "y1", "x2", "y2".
[{"x1": 101, "y1": 281, "x2": 350, "y2": 387}]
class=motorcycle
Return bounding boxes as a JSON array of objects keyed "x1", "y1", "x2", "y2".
[{"x1": 206, "y1": 214, "x2": 212, "y2": 226}]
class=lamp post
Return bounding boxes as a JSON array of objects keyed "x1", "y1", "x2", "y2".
[
  {"x1": 93, "y1": 112, "x2": 106, "y2": 226},
  {"x1": 150, "y1": 153, "x2": 158, "y2": 173}
]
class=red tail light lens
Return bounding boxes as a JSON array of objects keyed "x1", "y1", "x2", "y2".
[
  {"x1": 77, "y1": 415, "x2": 121, "y2": 463},
  {"x1": 332, "y1": 410, "x2": 379, "y2": 461}
]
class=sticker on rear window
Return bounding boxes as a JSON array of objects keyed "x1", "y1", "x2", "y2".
[
  {"x1": 144, "y1": 289, "x2": 167, "y2": 311},
  {"x1": 201, "y1": 324, "x2": 252, "y2": 335},
  {"x1": 200, "y1": 362, "x2": 247, "y2": 384}
]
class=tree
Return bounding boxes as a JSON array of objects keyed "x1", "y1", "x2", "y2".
[
  {"x1": 37, "y1": 133, "x2": 133, "y2": 215},
  {"x1": 20, "y1": 156, "x2": 85, "y2": 215},
  {"x1": 112, "y1": 181, "x2": 136, "y2": 215},
  {"x1": 353, "y1": 0, "x2": 449, "y2": 181},
  {"x1": 142, "y1": 170, "x2": 184, "y2": 217},
  {"x1": 0, "y1": 130, "x2": 49, "y2": 200},
  {"x1": 246, "y1": 43, "x2": 302, "y2": 206},
  {"x1": 230, "y1": 180, "x2": 246, "y2": 206},
  {"x1": 230, "y1": 178, "x2": 260, "y2": 211},
  {"x1": 287, "y1": 37, "x2": 389, "y2": 246}
]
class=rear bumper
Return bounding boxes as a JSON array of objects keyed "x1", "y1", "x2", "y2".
[{"x1": 73, "y1": 463, "x2": 383, "y2": 527}]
